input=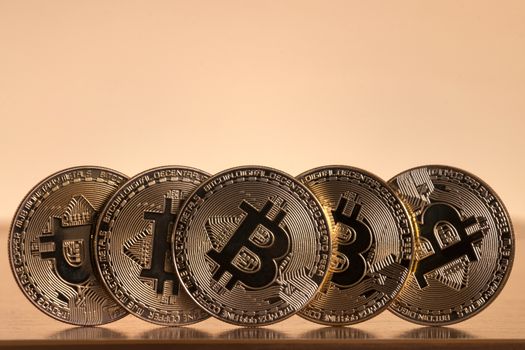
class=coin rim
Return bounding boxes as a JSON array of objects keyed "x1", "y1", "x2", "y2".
[
  {"x1": 387, "y1": 164, "x2": 515, "y2": 326},
  {"x1": 172, "y1": 165, "x2": 333, "y2": 326},
  {"x1": 8, "y1": 165, "x2": 130, "y2": 326},
  {"x1": 93, "y1": 165, "x2": 212, "y2": 326},
  {"x1": 295, "y1": 164, "x2": 416, "y2": 325}
]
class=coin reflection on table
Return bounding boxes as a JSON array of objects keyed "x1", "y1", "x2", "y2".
[
  {"x1": 140, "y1": 326, "x2": 211, "y2": 340},
  {"x1": 400, "y1": 327, "x2": 473, "y2": 339},
  {"x1": 219, "y1": 327, "x2": 287, "y2": 340},
  {"x1": 301, "y1": 326, "x2": 374, "y2": 340},
  {"x1": 50, "y1": 327, "x2": 126, "y2": 340}
]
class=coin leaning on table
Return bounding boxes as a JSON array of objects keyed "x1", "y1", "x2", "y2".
[
  {"x1": 387, "y1": 165, "x2": 514, "y2": 325},
  {"x1": 94, "y1": 166, "x2": 211, "y2": 326},
  {"x1": 8, "y1": 166, "x2": 129, "y2": 325},
  {"x1": 173, "y1": 166, "x2": 332, "y2": 326},
  {"x1": 297, "y1": 165, "x2": 415, "y2": 325}
]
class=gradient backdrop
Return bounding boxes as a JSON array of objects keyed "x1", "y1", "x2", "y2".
[{"x1": 1, "y1": 1, "x2": 524, "y2": 223}]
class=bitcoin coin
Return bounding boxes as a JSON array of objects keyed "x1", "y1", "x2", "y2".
[
  {"x1": 297, "y1": 166, "x2": 415, "y2": 325},
  {"x1": 8, "y1": 166, "x2": 129, "y2": 325},
  {"x1": 173, "y1": 166, "x2": 332, "y2": 326},
  {"x1": 94, "y1": 166, "x2": 211, "y2": 326},
  {"x1": 388, "y1": 165, "x2": 514, "y2": 325}
]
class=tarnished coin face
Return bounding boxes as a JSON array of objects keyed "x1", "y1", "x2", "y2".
[
  {"x1": 94, "y1": 166, "x2": 211, "y2": 326},
  {"x1": 388, "y1": 165, "x2": 514, "y2": 325},
  {"x1": 8, "y1": 166, "x2": 129, "y2": 325},
  {"x1": 297, "y1": 166, "x2": 414, "y2": 325},
  {"x1": 173, "y1": 166, "x2": 332, "y2": 326}
]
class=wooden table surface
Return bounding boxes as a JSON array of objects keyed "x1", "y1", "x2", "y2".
[{"x1": 1, "y1": 220, "x2": 523, "y2": 350}]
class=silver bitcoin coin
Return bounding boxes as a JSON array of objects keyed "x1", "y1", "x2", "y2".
[
  {"x1": 388, "y1": 165, "x2": 514, "y2": 325},
  {"x1": 94, "y1": 166, "x2": 211, "y2": 326},
  {"x1": 297, "y1": 165, "x2": 414, "y2": 325},
  {"x1": 8, "y1": 166, "x2": 129, "y2": 325},
  {"x1": 173, "y1": 166, "x2": 332, "y2": 326}
]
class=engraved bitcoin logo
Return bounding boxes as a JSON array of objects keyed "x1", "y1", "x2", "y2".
[
  {"x1": 415, "y1": 203, "x2": 485, "y2": 289},
  {"x1": 331, "y1": 194, "x2": 372, "y2": 288},
  {"x1": 37, "y1": 195, "x2": 94, "y2": 285},
  {"x1": 62, "y1": 239, "x2": 84, "y2": 267},
  {"x1": 140, "y1": 195, "x2": 179, "y2": 295},
  {"x1": 206, "y1": 199, "x2": 291, "y2": 290}
]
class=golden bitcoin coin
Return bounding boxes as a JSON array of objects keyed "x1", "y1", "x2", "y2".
[
  {"x1": 173, "y1": 166, "x2": 332, "y2": 326},
  {"x1": 297, "y1": 165, "x2": 415, "y2": 325},
  {"x1": 9, "y1": 166, "x2": 129, "y2": 325},
  {"x1": 388, "y1": 165, "x2": 514, "y2": 325},
  {"x1": 94, "y1": 166, "x2": 211, "y2": 325}
]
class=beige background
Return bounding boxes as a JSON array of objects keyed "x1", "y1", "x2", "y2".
[
  {"x1": 0, "y1": 1, "x2": 524, "y2": 221},
  {"x1": 0, "y1": 2, "x2": 524, "y2": 342}
]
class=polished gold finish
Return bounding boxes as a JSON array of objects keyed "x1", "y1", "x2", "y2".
[
  {"x1": 297, "y1": 165, "x2": 414, "y2": 325},
  {"x1": 8, "y1": 166, "x2": 129, "y2": 325},
  {"x1": 388, "y1": 165, "x2": 514, "y2": 325},
  {"x1": 95, "y1": 166, "x2": 211, "y2": 326},
  {"x1": 173, "y1": 166, "x2": 332, "y2": 326}
]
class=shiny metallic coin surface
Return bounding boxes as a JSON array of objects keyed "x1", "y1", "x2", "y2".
[
  {"x1": 95, "y1": 166, "x2": 211, "y2": 326},
  {"x1": 8, "y1": 166, "x2": 129, "y2": 325},
  {"x1": 388, "y1": 165, "x2": 514, "y2": 325},
  {"x1": 173, "y1": 166, "x2": 332, "y2": 326},
  {"x1": 297, "y1": 166, "x2": 414, "y2": 325}
]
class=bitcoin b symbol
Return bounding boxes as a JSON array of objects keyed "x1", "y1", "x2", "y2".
[
  {"x1": 206, "y1": 199, "x2": 291, "y2": 290},
  {"x1": 415, "y1": 203, "x2": 484, "y2": 289},
  {"x1": 141, "y1": 196, "x2": 179, "y2": 295},
  {"x1": 39, "y1": 218, "x2": 92, "y2": 284},
  {"x1": 330, "y1": 194, "x2": 372, "y2": 288},
  {"x1": 37, "y1": 195, "x2": 94, "y2": 285}
]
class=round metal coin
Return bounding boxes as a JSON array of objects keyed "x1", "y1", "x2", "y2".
[
  {"x1": 173, "y1": 166, "x2": 332, "y2": 326},
  {"x1": 94, "y1": 166, "x2": 211, "y2": 326},
  {"x1": 297, "y1": 165, "x2": 414, "y2": 325},
  {"x1": 388, "y1": 165, "x2": 514, "y2": 325},
  {"x1": 8, "y1": 166, "x2": 129, "y2": 325}
]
